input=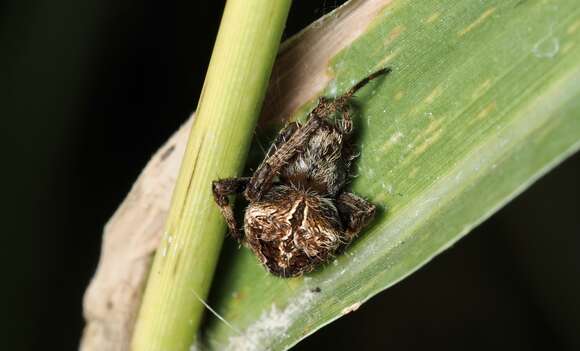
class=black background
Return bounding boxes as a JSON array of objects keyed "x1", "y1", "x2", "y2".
[{"x1": 2, "y1": 0, "x2": 579, "y2": 350}]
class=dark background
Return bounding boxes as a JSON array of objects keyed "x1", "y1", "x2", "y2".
[{"x1": 2, "y1": 0, "x2": 579, "y2": 350}]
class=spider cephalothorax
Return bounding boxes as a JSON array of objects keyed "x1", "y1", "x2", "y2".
[{"x1": 212, "y1": 68, "x2": 390, "y2": 277}]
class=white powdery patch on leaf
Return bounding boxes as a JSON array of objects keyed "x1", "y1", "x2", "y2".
[{"x1": 224, "y1": 290, "x2": 317, "y2": 351}]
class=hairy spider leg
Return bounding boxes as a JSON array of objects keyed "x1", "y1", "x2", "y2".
[
  {"x1": 335, "y1": 67, "x2": 392, "y2": 131},
  {"x1": 212, "y1": 177, "x2": 250, "y2": 241},
  {"x1": 341, "y1": 67, "x2": 391, "y2": 103},
  {"x1": 263, "y1": 122, "x2": 299, "y2": 160},
  {"x1": 244, "y1": 117, "x2": 323, "y2": 202},
  {"x1": 336, "y1": 191, "x2": 377, "y2": 242}
]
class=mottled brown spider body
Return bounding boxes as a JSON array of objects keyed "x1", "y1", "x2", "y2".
[
  {"x1": 212, "y1": 68, "x2": 390, "y2": 277},
  {"x1": 244, "y1": 185, "x2": 342, "y2": 276}
]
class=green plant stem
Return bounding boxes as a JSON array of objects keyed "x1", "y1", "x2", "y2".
[{"x1": 130, "y1": 0, "x2": 291, "y2": 350}]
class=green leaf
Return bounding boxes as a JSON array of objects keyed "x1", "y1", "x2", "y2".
[{"x1": 202, "y1": 0, "x2": 580, "y2": 349}]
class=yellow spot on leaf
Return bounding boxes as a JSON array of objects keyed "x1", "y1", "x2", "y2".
[
  {"x1": 458, "y1": 7, "x2": 496, "y2": 37},
  {"x1": 562, "y1": 41, "x2": 575, "y2": 55},
  {"x1": 475, "y1": 101, "x2": 497, "y2": 121},
  {"x1": 425, "y1": 86, "x2": 442, "y2": 104},
  {"x1": 394, "y1": 91, "x2": 405, "y2": 101},
  {"x1": 567, "y1": 19, "x2": 580, "y2": 35},
  {"x1": 389, "y1": 25, "x2": 404, "y2": 40},
  {"x1": 403, "y1": 119, "x2": 444, "y2": 160},
  {"x1": 425, "y1": 12, "x2": 440, "y2": 24},
  {"x1": 376, "y1": 48, "x2": 401, "y2": 68},
  {"x1": 409, "y1": 87, "x2": 441, "y2": 116},
  {"x1": 232, "y1": 291, "x2": 245, "y2": 301},
  {"x1": 287, "y1": 278, "x2": 302, "y2": 288},
  {"x1": 372, "y1": 24, "x2": 405, "y2": 56},
  {"x1": 472, "y1": 79, "x2": 492, "y2": 99},
  {"x1": 412, "y1": 128, "x2": 443, "y2": 156},
  {"x1": 424, "y1": 118, "x2": 443, "y2": 136}
]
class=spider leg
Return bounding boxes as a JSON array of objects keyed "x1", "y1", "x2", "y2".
[
  {"x1": 212, "y1": 177, "x2": 249, "y2": 241},
  {"x1": 245, "y1": 117, "x2": 323, "y2": 201},
  {"x1": 324, "y1": 68, "x2": 392, "y2": 134},
  {"x1": 335, "y1": 67, "x2": 391, "y2": 108},
  {"x1": 336, "y1": 108, "x2": 353, "y2": 135},
  {"x1": 336, "y1": 192, "x2": 376, "y2": 242},
  {"x1": 263, "y1": 122, "x2": 299, "y2": 160}
]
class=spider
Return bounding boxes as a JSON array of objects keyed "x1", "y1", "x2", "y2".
[{"x1": 212, "y1": 67, "x2": 391, "y2": 277}]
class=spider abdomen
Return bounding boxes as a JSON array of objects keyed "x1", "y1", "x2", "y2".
[{"x1": 243, "y1": 185, "x2": 343, "y2": 277}]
